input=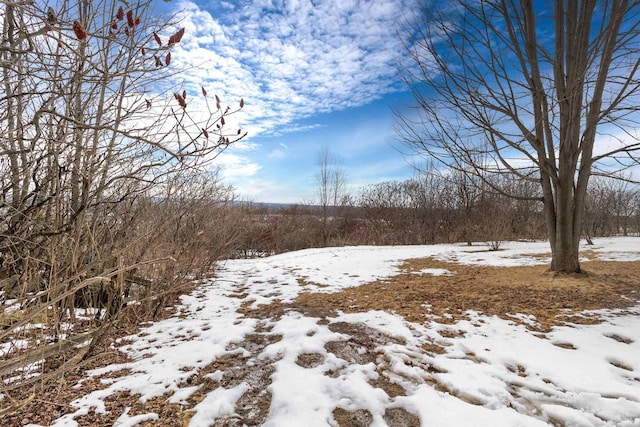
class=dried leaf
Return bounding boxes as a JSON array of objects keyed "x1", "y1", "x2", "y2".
[
  {"x1": 153, "y1": 32, "x2": 161, "y2": 46},
  {"x1": 221, "y1": 116, "x2": 225, "y2": 126},
  {"x1": 201, "y1": 87, "x2": 207, "y2": 97},
  {"x1": 202, "y1": 128, "x2": 209, "y2": 139},
  {"x1": 146, "y1": 99, "x2": 152, "y2": 109},
  {"x1": 72, "y1": 20, "x2": 87, "y2": 41},
  {"x1": 174, "y1": 27, "x2": 185, "y2": 43},
  {"x1": 182, "y1": 90, "x2": 186, "y2": 99},
  {"x1": 111, "y1": 20, "x2": 118, "y2": 30},
  {"x1": 240, "y1": 98, "x2": 244, "y2": 108},
  {"x1": 141, "y1": 47, "x2": 145, "y2": 55},
  {"x1": 165, "y1": 52, "x2": 171, "y2": 66},
  {"x1": 237, "y1": 129, "x2": 241, "y2": 135},
  {"x1": 126, "y1": 10, "x2": 134, "y2": 27},
  {"x1": 215, "y1": 94, "x2": 220, "y2": 103},
  {"x1": 174, "y1": 93, "x2": 186, "y2": 108},
  {"x1": 168, "y1": 35, "x2": 175, "y2": 45},
  {"x1": 116, "y1": 6, "x2": 124, "y2": 20},
  {"x1": 134, "y1": 17, "x2": 140, "y2": 26},
  {"x1": 153, "y1": 55, "x2": 162, "y2": 67}
]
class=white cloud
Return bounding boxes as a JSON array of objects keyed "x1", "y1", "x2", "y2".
[
  {"x1": 169, "y1": 0, "x2": 414, "y2": 137},
  {"x1": 158, "y1": 0, "x2": 416, "y2": 197},
  {"x1": 216, "y1": 152, "x2": 262, "y2": 179},
  {"x1": 267, "y1": 149, "x2": 286, "y2": 160},
  {"x1": 233, "y1": 177, "x2": 315, "y2": 204}
]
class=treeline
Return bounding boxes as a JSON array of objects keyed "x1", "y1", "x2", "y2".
[{"x1": 233, "y1": 173, "x2": 640, "y2": 256}]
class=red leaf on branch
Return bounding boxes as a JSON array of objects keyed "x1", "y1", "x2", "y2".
[
  {"x1": 134, "y1": 17, "x2": 140, "y2": 26},
  {"x1": 174, "y1": 93, "x2": 186, "y2": 108},
  {"x1": 165, "y1": 52, "x2": 171, "y2": 66},
  {"x1": 116, "y1": 6, "x2": 124, "y2": 20},
  {"x1": 153, "y1": 55, "x2": 162, "y2": 67},
  {"x1": 201, "y1": 87, "x2": 207, "y2": 97},
  {"x1": 221, "y1": 116, "x2": 225, "y2": 126},
  {"x1": 174, "y1": 27, "x2": 185, "y2": 43},
  {"x1": 237, "y1": 129, "x2": 241, "y2": 135},
  {"x1": 124, "y1": 27, "x2": 130, "y2": 37},
  {"x1": 168, "y1": 35, "x2": 175, "y2": 45},
  {"x1": 72, "y1": 20, "x2": 87, "y2": 41},
  {"x1": 182, "y1": 90, "x2": 186, "y2": 99},
  {"x1": 240, "y1": 98, "x2": 244, "y2": 108},
  {"x1": 126, "y1": 10, "x2": 134, "y2": 27},
  {"x1": 202, "y1": 128, "x2": 209, "y2": 139},
  {"x1": 111, "y1": 20, "x2": 118, "y2": 30},
  {"x1": 141, "y1": 47, "x2": 146, "y2": 55},
  {"x1": 215, "y1": 94, "x2": 220, "y2": 103},
  {"x1": 153, "y1": 32, "x2": 162, "y2": 46}
]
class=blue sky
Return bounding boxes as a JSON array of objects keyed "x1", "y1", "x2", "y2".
[{"x1": 158, "y1": 0, "x2": 419, "y2": 203}]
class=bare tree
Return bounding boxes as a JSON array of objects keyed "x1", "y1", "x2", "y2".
[
  {"x1": 0, "y1": 0, "x2": 245, "y2": 388},
  {"x1": 316, "y1": 148, "x2": 347, "y2": 245},
  {"x1": 398, "y1": 0, "x2": 640, "y2": 272},
  {"x1": 0, "y1": 0, "x2": 244, "y2": 291}
]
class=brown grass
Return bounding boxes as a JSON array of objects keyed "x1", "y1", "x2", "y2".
[{"x1": 282, "y1": 258, "x2": 640, "y2": 331}]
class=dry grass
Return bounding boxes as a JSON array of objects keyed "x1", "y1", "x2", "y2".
[{"x1": 285, "y1": 258, "x2": 640, "y2": 331}]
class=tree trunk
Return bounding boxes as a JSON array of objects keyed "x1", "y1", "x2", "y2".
[
  {"x1": 549, "y1": 175, "x2": 582, "y2": 273},
  {"x1": 550, "y1": 232, "x2": 581, "y2": 273}
]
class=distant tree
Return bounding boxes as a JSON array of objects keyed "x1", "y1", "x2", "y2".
[
  {"x1": 398, "y1": 0, "x2": 640, "y2": 272},
  {"x1": 316, "y1": 148, "x2": 347, "y2": 245}
]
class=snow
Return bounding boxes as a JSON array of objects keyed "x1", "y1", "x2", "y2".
[
  {"x1": 39, "y1": 237, "x2": 640, "y2": 426},
  {"x1": 112, "y1": 408, "x2": 158, "y2": 427},
  {"x1": 188, "y1": 383, "x2": 249, "y2": 427},
  {"x1": 412, "y1": 268, "x2": 452, "y2": 276}
]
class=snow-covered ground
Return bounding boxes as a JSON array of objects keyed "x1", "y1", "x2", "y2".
[{"x1": 33, "y1": 238, "x2": 640, "y2": 426}]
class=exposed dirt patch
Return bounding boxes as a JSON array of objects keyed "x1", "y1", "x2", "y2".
[
  {"x1": 607, "y1": 359, "x2": 634, "y2": 372},
  {"x1": 369, "y1": 375, "x2": 407, "y2": 398},
  {"x1": 186, "y1": 331, "x2": 281, "y2": 427},
  {"x1": 283, "y1": 259, "x2": 640, "y2": 331},
  {"x1": 552, "y1": 341, "x2": 577, "y2": 350},
  {"x1": 296, "y1": 352, "x2": 325, "y2": 368},
  {"x1": 383, "y1": 407, "x2": 421, "y2": 427},
  {"x1": 238, "y1": 298, "x2": 287, "y2": 320},
  {"x1": 604, "y1": 333, "x2": 634, "y2": 344},
  {"x1": 297, "y1": 277, "x2": 329, "y2": 288},
  {"x1": 421, "y1": 341, "x2": 447, "y2": 355},
  {"x1": 326, "y1": 322, "x2": 404, "y2": 365},
  {"x1": 332, "y1": 407, "x2": 373, "y2": 427},
  {"x1": 506, "y1": 364, "x2": 528, "y2": 377}
]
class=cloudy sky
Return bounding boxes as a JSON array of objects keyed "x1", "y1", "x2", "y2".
[{"x1": 158, "y1": 0, "x2": 419, "y2": 203}]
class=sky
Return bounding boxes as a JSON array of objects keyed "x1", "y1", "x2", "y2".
[{"x1": 156, "y1": 0, "x2": 420, "y2": 203}]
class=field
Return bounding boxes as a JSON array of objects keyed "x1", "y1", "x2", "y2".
[{"x1": 6, "y1": 237, "x2": 640, "y2": 426}]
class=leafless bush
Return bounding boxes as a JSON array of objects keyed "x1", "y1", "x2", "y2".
[{"x1": 0, "y1": 0, "x2": 246, "y2": 395}]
